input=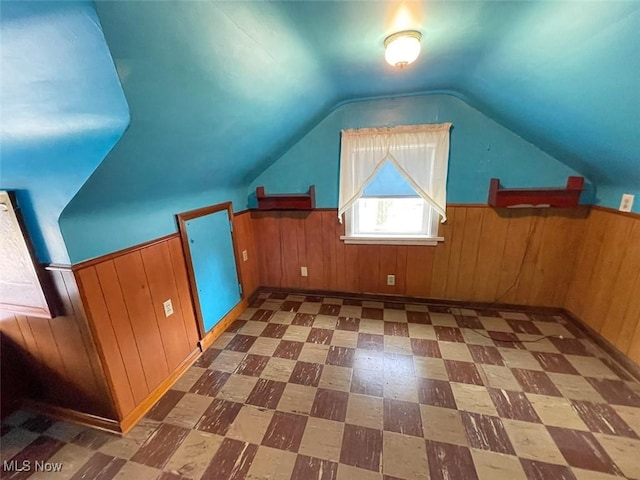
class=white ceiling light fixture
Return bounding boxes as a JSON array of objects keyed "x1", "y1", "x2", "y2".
[{"x1": 384, "y1": 30, "x2": 422, "y2": 68}]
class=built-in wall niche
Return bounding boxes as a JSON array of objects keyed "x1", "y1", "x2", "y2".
[{"x1": 0, "y1": 191, "x2": 58, "y2": 318}]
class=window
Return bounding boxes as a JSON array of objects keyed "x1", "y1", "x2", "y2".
[{"x1": 338, "y1": 124, "x2": 452, "y2": 245}]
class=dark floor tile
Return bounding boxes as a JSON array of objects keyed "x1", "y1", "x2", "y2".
[
  {"x1": 468, "y1": 344, "x2": 504, "y2": 365},
  {"x1": 292, "y1": 455, "x2": 338, "y2": 480},
  {"x1": 71, "y1": 428, "x2": 117, "y2": 450},
  {"x1": 305, "y1": 295, "x2": 324, "y2": 303},
  {"x1": 261, "y1": 323, "x2": 288, "y2": 339},
  {"x1": 281, "y1": 300, "x2": 302, "y2": 312},
  {"x1": 189, "y1": 370, "x2": 230, "y2": 397},
  {"x1": 311, "y1": 388, "x2": 349, "y2": 422},
  {"x1": 505, "y1": 319, "x2": 543, "y2": 335},
  {"x1": 520, "y1": 459, "x2": 577, "y2": 480},
  {"x1": 532, "y1": 352, "x2": 580, "y2": 375},
  {"x1": 342, "y1": 298, "x2": 363, "y2": 306},
  {"x1": 406, "y1": 311, "x2": 431, "y2": 324},
  {"x1": 292, "y1": 313, "x2": 316, "y2": 326},
  {"x1": 147, "y1": 389, "x2": 186, "y2": 421},
  {"x1": 426, "y1": 440, "x2": 479, "y2": 480},
  {"x1": 193, "y1": 348, "x2": 222, "y2": 367},
  {"x1": 235, "y1": 354, "x2": 270, "y2": 377},
  {"x1": 270, "y1": 292, "x2": 288, "y2": 300},
  {"x1": 273, "y1": 340, "x2": 304, "y2": 360},
  {"x1": 417, "y1": 378, "x2": 457, "y2": 409},
  {"x1": 526, "y1": 313, "x2": 554, "y2": 322},
  {"x1": 249, "y1": 298, "x2": 265, "y2": 308},
  {"x1": 384, "y1": 302, "x2": 405, "y2": 310},
  {"x1": 383, "y1": 322, "x2": 409, "y2": 337},
  {"x1": 435, "y1": 326, "x2": 465, "y2": 343},
  {"x1": 571, "y1": 400, "x2": 639, "y2": 438},
  {"x1": 547, "y1": 426, "x2": 623, "y2": 475},
  {"x1": 357, "y1": 333, "x2": 384, "y2": 350},
  {"x1": 548, "y1": 337, "x2": 593, "y2": 356},
  {"x1": 340, "y1": 424, "x2": 382, "y2": 472},
  {"x1": 251, "y1": 309, "x2": 274, "y2": 322},
  {"x1": 361, "y1": 307, "x2": 384, "y2": 320},
  {"x1": 384, "y1": 353, "x2": 415, "y2": 377},
  {"x1": 410, "y1": 338, "x2": 441, "y2": 358},
  {"x1": 560, "y1": 321, "x2": 587, "y2": 340},
  {"x1": 512, "y1": 368, "x2": 562, "y2": 397},
  {"x1": 444, "y1": 360, "x2": 484, "y2": 385},
  {"x1": 461, "y1": 412, "x2": 515, "y2": 455},
  {"x1": 226, "y1": 334, "x2": 257, "y2": 352},
  {"x1": 225, "y1": 320, "x2": 247, "y2": 334},
  {"x1": 319, "y1": 304, "x2": 341, "y2": 316},
  {"x1": 289, "y1": 361, "x2": 323, "y2": 387},
  {"x1": 455, "y1": 315, "x2": 484, "y2": 330},
  {"x1": 5, "y1": 435, "x2": 65, "y2": 480},
  {"x1": 307, "y1": 328, "x2": 334, "y2": 345},
  {"x1": 383, "y1": 398, "x2": 423, "y2": 437},
  {"x1": 1, "y1": 424, "x2": 13, "y2": 437},
  {"x1": 428, "y1": 305, "x2": 451, "y2": 314},
  {"x1": 20, "y1": 414, "x2": 55, "y2": 433},
  {"x1": 488, "y1": 388, "x2": 541, "y2": 422},
  {"x1": 200, "y1": 438, "x2": 258, "y2": 480},
  {"x1": 157, "y1": 472, "x2": 191, "y2": 480},
  {"x1": 336, "y1": 316, "x2": 360, "y2": 331},
  {"x1": 351, "y1": 369, "x2": 384, "y2": 397},
  {"x1": 195, "y1": 399, "x2": 243, "y2": 435},
  {"x1": 69, "y1": 452, "x2": 126, "y2": 480},
  {"x1": 246, "y1": 378, "x2": 287, "y2": 409},
  {"x1": 586, "y1": 378, "x2": 640, "y2": 407},
  {"x1": 130, "y1": 423, "x2": 189, "y2": 469},
  {"x1": 326, "y1": 346, "x2": 356, "y2": 368},
  {"x1": 262, "y1": 411, "x2": 308, "y2": 452}
]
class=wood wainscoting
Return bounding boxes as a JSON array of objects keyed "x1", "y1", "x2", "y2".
[
  {"x1": 74, "y1": 234, "x2": 201, "y2": 425},
  {"x1": 0, "y1": 266, "x2": 115, "y2": 419},
  {"x1": 565, "y1": 207, "x2": 640, "y2": 364},
  {"x1": 251, "y1": 206, "x2": 589, "y2": 308}
]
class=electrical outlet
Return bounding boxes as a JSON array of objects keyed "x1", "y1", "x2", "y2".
[
  {"x1": 301, "y1": 266, "x2": 308, "y2": 277},
  {"x1": 163, "y1": 299, "x2": 174, "y2": 317},
  {"x1": 619, "y1": 194, "x2": 634, "y2": 212},
  {"x1": 242, "y1": 250, "x2": 248, "y2": 261},
  {"x1": 387, "y1": 274, "x2": 396, "y2": 286}
]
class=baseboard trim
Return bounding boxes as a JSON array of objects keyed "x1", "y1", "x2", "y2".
[
  {"x1": 562, "y1": 309, "x2": 640, "y2": 382},
  {"x1": 119, "y1": 347, "x2": 201, "y2": 435},
  {"x1": 23, "y1": 399, "x2": 121, "y2": 435},
  {"x1": 199, "y1": 298, "x2": 249, "y2": 351},
  {"x1": 253, "y1": 286, "x2": 565, "y2": 315}
]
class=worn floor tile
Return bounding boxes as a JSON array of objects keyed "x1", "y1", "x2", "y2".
[
  {"x1": 426, "y1": 440, "x2": 478, "y2": 480},
  {"x1": 245, "y1": 445, "x2": 297, "y2": 480},
  {"x1": 339, "y1": 424, "x2": 382, "y2": 472},
  {"x1": 470, "y1": 449, "x2": 527, "y2": 480},
  {"x1": 163, "y1": 430, "x2": 224, "y2": 480},
  {"x1": 501, "y1": 418, "x2": 567, "y2": 465},
  {"x1": 346, "y1": 394, "x2": 384, "y2": 430},
  {"x1": 225, "y1": 405, "x2": 274, "y2": 444},
  {"x1": 299, "y1": 417, "x2": 344, "y2": 462},
  {"x1": 383, "y1": 432, "x2": 429, "y2": 480}
]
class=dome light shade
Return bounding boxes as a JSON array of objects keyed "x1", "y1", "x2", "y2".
[{"x1": 384, "y1": 30, "x2": 422, "y2": 68}]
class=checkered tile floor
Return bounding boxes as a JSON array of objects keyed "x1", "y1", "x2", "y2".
[{"x1": 2, "y1": 291, "x2": 640, "y2": 480}]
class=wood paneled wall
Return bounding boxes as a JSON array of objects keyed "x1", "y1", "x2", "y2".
[
  {"x1": 233, "y1": 211, "x2": 260, "y2": 298},
  {"x1": 252, "y1": 206, "x2": 589, "y2": 307},
  {"x1": 75, "y1": 235, "x2": 199, "y2": 419},
  {"x1": 0, "y1": 268, "x2": 114, "y2": 418},
  {"x1": 565, "y1": 208, "x2": 640, "y2": 364}
]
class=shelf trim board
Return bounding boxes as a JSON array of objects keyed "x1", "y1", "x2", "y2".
[
  {"x1": 488, "y1": 176, "x2": 584, "y2": 208},
  {"x1": 256, "y1": 185, "x2": 316, "y2": 210}
]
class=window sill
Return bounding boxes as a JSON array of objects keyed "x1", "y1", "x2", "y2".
[{"x1": 340, "y1": 235, "x2": 444, "y2": 246}]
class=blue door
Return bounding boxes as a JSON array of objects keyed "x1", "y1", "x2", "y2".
[{"x1": 184, "y1": 209, "x2": 240, "y2": 333}]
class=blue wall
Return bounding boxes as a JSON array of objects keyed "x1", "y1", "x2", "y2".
[
  {"x1": 0, "y1": 0, "x2": 129, "y2": 264},
  {"x1": 250, "y1": 94, "x2": 588, "y2": 208}
]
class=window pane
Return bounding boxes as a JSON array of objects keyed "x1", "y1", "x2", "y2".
[{"x1": 356, "y1": 198, "x2": 426, "y2": 234}]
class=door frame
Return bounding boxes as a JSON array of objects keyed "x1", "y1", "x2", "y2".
[{"x1": 176, "y1": 201, "x2": 245, "y2": 339}]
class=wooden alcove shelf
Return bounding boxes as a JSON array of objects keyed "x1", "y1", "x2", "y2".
[
  {"x1": 256, "y1": 185, "x2": 316, "y2": 210},
  {"x1": 488, "y1": 176, "x2": 584, "y2": 208}
]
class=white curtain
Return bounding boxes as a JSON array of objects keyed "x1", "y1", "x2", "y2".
[{"x1": 338, "y1": 123, "x2": 452, "y2": 222}]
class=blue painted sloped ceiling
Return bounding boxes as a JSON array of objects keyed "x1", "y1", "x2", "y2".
[
  {"x1": 58, "y1": 1, "x2": 639, "y2": 261},
  {"x1": 0, "y1": 0, "x2": 129, "y2": 263}
]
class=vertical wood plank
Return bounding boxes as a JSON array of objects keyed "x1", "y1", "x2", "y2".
[
  {"x1": 405, "y1": 246, "x2": 433, "y2": 297},
  {"x1": 378, "y1": 246, "x2": 398, "y2": 295},
  {"x1": 76, "y1": 267, "x2": 135, "y2": 417},
  {"x1": 471, "y1": 208, "x2": 509, "y2": 302},
  {"x1": 113, "y1": 252, "x2": 170, "y2": 391},
  {"x1": 305, "y1": 211, "x2": 325, "y2": 289},
  {"x1": 321, "y1": 212, "x2": 339, "y2": 291},
  {"x1": 279, "y1": 213, "x2": 301, "y2": 288},
  {"x1": 444, "y1": 207, "x2": 467, "y2": 299},
  {"x1": 358, "y1": 245, "x2": 380, "y2": 293},
  {"x1": 495, "y1": 210, "x2": 534, "y2": 304},
  {"x1": 454, "y1": 207, "x2": 484, "y2": 300},
  {"x1": 395, "y1": 246, "x2": 408, "y2": 294},
  {"x1": 140, "y1": 242, "x2": 192, "y2": 371},
  {"x1": 94, "y1": 261, "x2": 149, "y2": 404},
  {"x1": 430, "y1": 207, "x2": 456, "y2": 299}
]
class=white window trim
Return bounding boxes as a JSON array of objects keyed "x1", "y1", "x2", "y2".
[{"x1": 341, "y1": 196, "x2": 444, "y2": 246}]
